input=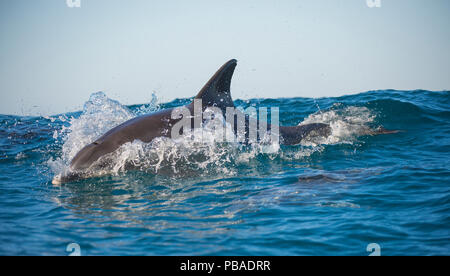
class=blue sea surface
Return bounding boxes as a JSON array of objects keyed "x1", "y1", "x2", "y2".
[{"x1": 0, "y1": 90, "x2": 449, "y2": 255}]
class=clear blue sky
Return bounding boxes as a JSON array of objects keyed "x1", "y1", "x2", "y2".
[{"x1": 1, "y1": 0, "x2": 449, "y2": 115}]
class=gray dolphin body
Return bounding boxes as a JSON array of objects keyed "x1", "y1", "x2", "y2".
[{"x1": 53, "y1": 59, "x2": 331, "y2": 184}]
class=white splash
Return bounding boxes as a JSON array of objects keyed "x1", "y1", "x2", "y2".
[
  {"x1": 48, "y1": 92, "x2": 135, "y2": 177},
  {"x1": 48, "y1": 93, "x2": 377, "y2": 181},
  {"x1": 299, "y1": 103, "x2": 376, "y2": 146}
]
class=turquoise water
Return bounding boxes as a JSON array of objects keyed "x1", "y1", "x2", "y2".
[{"x1": 0, "y1": 90, "x2": 449, "y2": 255}]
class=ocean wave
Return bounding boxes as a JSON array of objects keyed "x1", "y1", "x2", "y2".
[
  {"x1": 0, "y1": 90, "x2": 449, "y2": 255},
  {"x1": 46, "y1": 91, "x2": 399, "y2": 182}
]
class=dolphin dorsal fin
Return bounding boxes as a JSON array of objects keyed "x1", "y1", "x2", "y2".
[{"x1": 193, "y1": 59, "x2": 237, "y2": 113}]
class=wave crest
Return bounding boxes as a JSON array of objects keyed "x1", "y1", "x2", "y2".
[
  {"x1": 48, "y1": 93, "x2": 382, "y2": 181},
  {"x1": 299, "y1": 104, "x2": 376, "y2": 145}
]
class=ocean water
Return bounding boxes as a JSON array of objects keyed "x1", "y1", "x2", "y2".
[{"x1": 0, "y1": 90, "x2": 449, "y2": 256}]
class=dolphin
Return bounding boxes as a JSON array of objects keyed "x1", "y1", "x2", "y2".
[{"x1": 52, "y1": 59, "x2": 331, "y2": 184}]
